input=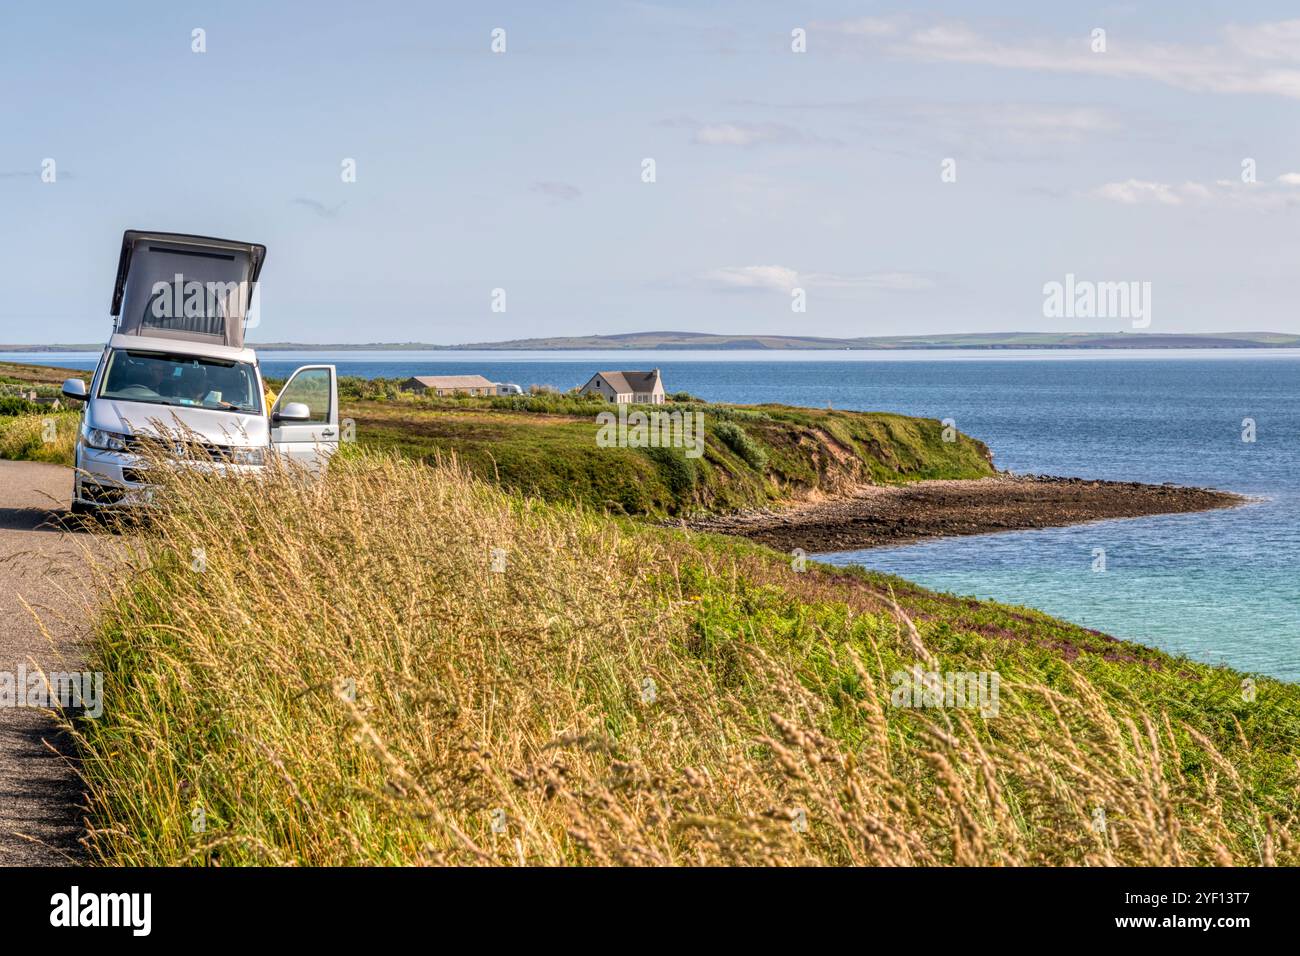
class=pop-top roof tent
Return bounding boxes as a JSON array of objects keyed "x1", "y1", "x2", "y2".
[{"x1": 111, "y1": 230, "x2": 266, "y2": 350}]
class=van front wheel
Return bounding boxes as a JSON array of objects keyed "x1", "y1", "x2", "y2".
[{"x1": 70, "y1": 478, "x2": 94, "y2": 517}]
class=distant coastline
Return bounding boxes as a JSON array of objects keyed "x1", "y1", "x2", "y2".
[{"x1": 4, "y1": 329, "x2": 1299, "y2": 352}]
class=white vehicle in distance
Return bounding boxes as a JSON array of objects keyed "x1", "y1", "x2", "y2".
[
  {"x1": 495, "y1": 382, "x2": 523, "y2": 396},
  {"x1": 60, "y1": 230, "x2": 340, "y2": 513}
]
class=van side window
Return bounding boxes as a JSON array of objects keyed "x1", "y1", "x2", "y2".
[{"x1": 277, "y1": 369, "x2": 331, "y2": 424}]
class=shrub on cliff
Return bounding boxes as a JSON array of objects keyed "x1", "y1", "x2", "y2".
[{"x1": 712, "y1": 420, "x2": 768, "y2": 471}]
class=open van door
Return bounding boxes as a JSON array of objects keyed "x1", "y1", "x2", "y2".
[{"x1": 270, "y1": 365, "x2": 339, "y2": 472}]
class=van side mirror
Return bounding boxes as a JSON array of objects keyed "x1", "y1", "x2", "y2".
[
  {"x1": 273, "y1": 402, "x2": 311, "y2": 422},
  {"x1": 62, "y1": 378, "x2": 88, "y2": 401}
]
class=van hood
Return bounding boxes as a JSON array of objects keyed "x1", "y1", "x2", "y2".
[
  {"x1": 111, "y1": 230, "x2": 266, "y2": 350},
  {"x1": 89, "y1": 399, "x2": 269, "y2": 448}
]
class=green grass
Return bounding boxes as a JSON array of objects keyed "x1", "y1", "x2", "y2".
[
  {"x1": 0, "y1": 410, "x2": 79, "y2": 465},
  {"x1": 345, "y1": 396, "x2": 994, "y2": 516},
  {"x1": 70, "y1": 452, "x2": 1300, "y2": 866},
  {"x1": 0, "y1": 362, "x2": 86, "y2": 466}
]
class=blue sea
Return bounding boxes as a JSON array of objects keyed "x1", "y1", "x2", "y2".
[{"x1": 12, "y1": 347, "x2": 1298, "y2": 682}]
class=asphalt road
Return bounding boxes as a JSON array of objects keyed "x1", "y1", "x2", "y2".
[{"x1": 0, "y1": 460, "x2": 93, "y2": 864}]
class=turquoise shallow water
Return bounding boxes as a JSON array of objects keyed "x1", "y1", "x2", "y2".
[{"x1": 12, "y1": 348, "x2": 1297, "y2": 681}]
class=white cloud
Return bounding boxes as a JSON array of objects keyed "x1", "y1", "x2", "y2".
[
  {"x1": 1225, "y1": 20, "x2": 1300, "y2": 61},
  {"x1": 816, "y1": 16, "x2": 1300, "y2": 100},
  {"x1": 695, "y1": 123, "x2": 776, "y2": 146},
  {"x1": 660, "y1": 116, "x2": 834, "y2": 148},
  {"x1": 728, "y1": 96, "x2": 1125, "y2": 160},
  {"x1": 692, "y1": 121, "x2": 825, "y2": 147},
  {"x1": 833, "y1": 17, "x2": 905, "y2": 38},
  {"x1": 1093, "y1": 176, "x2": 1300, "y2": 208},
  {"x1": 702, "y1": 265, "x2": 801, "y2": 291},
  {"x1": 973, "y1": 104, "x2": 1116, "y2": 138},
  {"x1": 905, "y1": 102, "x2": 1119, "y2": 147},
  {"x1": 1093, "y1": 179, "x2": 1188, "y2": 205},
  {"x1": 701, "y1": 266, "x2": 933, "y2": 293},
  {"x1": 806, "y1": 271, "x2": 936, "y2": 291}
]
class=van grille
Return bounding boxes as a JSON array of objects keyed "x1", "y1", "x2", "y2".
[{"x1": 122, "y1": 435, "x2": 240, "y2": 462}]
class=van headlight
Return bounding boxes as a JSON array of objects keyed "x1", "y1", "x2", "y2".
[
  {"x1": 230, "y1": 446, "x2": 266, "y2": 466},
  {"x1": 83, "y1": 426, "x2": 129, "y2": 452}
]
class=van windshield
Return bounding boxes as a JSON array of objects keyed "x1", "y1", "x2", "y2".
[{"x1": 97, "y1": 349, "x2": 262, "y2": 414}]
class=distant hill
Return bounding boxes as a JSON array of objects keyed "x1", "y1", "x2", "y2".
[
  {"x1": 441, "y1": 330, "x2": 1300, "y2": 350},
  {"x1": 4, "y1": 330, "x2": 1299, "y2": 351}
]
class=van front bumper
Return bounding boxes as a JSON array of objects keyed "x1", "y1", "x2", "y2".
[{"x1": 73, "y1": 444, "x2": 266, "y2": 508}]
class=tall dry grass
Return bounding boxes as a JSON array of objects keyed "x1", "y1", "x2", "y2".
[
  {"x1": 73, "y1": 451, "x2": 1298, "y2": 865},
  {"x1": 0, "y1": 410, "x2": 78, "y2": 466}
]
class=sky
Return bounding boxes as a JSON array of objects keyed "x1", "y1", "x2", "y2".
[{"x1": 3, "y1": 1, "x2": 1300, "y2": 344}]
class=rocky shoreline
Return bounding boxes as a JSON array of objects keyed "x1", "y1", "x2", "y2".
[{"x1": 683, "y1": 474, "x2": 1248, "y2": 553}]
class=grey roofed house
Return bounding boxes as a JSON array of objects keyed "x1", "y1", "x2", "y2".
[
  {"x1": 579, "y1": 368, "x2": 666, "y2": 404},
  {"x1": 401, "y1": 374, "x2": 498, "y2": 396}
]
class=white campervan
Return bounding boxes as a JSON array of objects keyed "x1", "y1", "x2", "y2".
[{"x1": 60, "y1": 230, "x2": 339, "y2": 512}]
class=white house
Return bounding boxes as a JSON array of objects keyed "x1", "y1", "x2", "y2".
[{"x1": 579, "y1": 369, "x2": 666, "y2": 404}]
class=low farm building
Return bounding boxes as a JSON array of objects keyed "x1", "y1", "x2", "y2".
[{"x1": 401, "y1": 375, "x2": 498, "y2": 397}]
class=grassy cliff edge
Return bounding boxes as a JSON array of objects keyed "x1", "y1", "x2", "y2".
[{"x1": 346, "y1": 392, "x2": 995, "y2": 516}]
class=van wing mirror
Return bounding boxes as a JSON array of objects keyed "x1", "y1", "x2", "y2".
[
  {"x1": 62, "y1": 378, "x2": 88, "y2": 401},
  {"x1": 273, "y1": 402, "x2": 312, "y2": 422}
]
